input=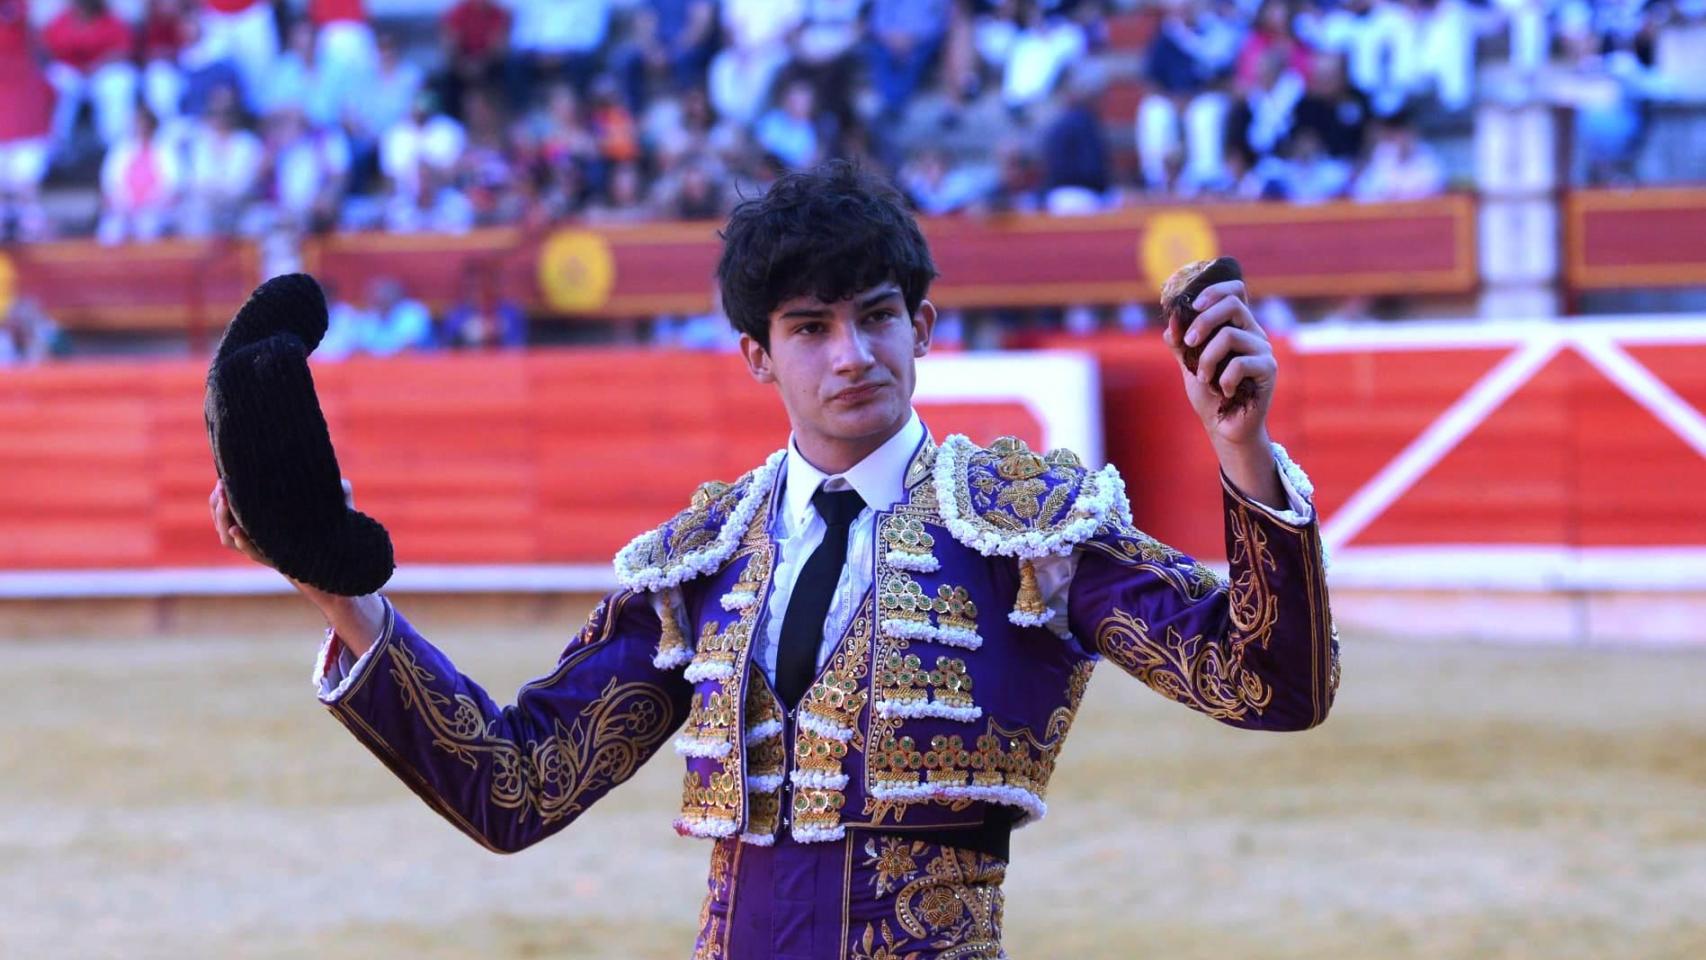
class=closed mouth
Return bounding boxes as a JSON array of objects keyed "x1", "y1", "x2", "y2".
[{"x1": 832, "y1": 383, "x2": 886, "y2": 403}]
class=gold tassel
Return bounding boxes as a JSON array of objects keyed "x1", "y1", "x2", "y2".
[
  {"x1": 657, "y1": 587, "x2": 687, "y2": 656},
  {"x1": 1014, "y1": 559, "x2": 1047, "y2": 619}
]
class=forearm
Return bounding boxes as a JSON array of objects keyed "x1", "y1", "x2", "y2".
[
  {"x1": 310, "y1": 591, "x2": 387, "y2": 656},
  {"x1": 1211, "y1": 429, "x2": 1286, "y2": 513}
]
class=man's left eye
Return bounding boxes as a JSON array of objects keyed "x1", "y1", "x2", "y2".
[{"x1": 865, "y1": 311, "x2": 896, "y2": 324}]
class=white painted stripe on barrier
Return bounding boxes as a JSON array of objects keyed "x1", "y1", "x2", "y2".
[
  {"x1": 1574, "y1": 336, "x2": 1706, "y2": 459},
  {"x1": 1325, "y1": 546, "x2": 1706, "y2": 592},
  {"x1": 1293, "y1": 316, "x2": 1706, "y2": 352},
  {"x1": 0, "y1": 564, "x2": 619, "y2": 599},
  {"x1": 1321, "y1": 336, "x2": 1563, "y2": 552},
  {"x1": 4, "y1": 550, "x2": 1702, "y2": 598}
]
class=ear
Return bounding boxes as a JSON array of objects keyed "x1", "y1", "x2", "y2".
[
  {"x1": 911, "y1": 299, "x2": 937, "y2": 359},
  {"x1": 739, "y1": 333, "x2": 775, "y2": 384}
]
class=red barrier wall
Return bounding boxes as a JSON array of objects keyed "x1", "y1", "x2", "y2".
[{"x1": 4, "y1": 323, "x2": 1704, "y2": 584}]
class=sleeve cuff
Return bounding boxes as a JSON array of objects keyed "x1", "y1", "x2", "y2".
[
  {"x1": 1229, "y1": 441, "x2": 1315, "y2": 527},
  {"x1": 312, "y1": 598, "x2": 394, "y2": 704}
]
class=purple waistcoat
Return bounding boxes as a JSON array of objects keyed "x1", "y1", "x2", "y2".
[{"x1": 318, "y1": 433, "x2": 1338, "y2": 957}]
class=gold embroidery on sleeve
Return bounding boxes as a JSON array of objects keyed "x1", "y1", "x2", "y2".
[{"x1": 385, "y1": 643, "x2": 677, "y2": 826}]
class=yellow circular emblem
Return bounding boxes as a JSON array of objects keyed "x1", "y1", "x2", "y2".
[
  {"x1": 537, "y1": 229, "x2": 616, "y2": 313},
  {"x1": 0, "y1": 252, "x2": 15, "y2": 316},
  {"x1": 1139, "y1": 211, "x2": 1219, "y2": 294}
]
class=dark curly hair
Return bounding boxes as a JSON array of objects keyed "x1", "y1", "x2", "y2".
[{"x1": 716, "y1": 160, "x2": 938, "y2": 351}]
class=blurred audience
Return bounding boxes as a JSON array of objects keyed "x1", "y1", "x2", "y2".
[
  {"x1": 0, "y1": 0, "x2": 52, "y2": 241},
  {"x1": 44, "y1": 0, "x2": 139, "y2": 149},
  {"x1": 10, "y1": 0, "x2": 1702, "y2": 274},
  {"x1": 97, "y1": 105, "x2": 178, "y2": 243},
  {"x1": 0, "y1": 298, "x2": 67, "y2": 366}
]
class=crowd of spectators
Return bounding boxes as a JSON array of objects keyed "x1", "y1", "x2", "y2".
[
  {"x1": 4, "y1": 0, "x2": 1699, "y2": 249},
  {"x1": 3, "y1": 1, "x2": 1705, "y2": 357}
]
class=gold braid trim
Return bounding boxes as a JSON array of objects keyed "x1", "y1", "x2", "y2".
[{"x1": 385, "y1": 642, "x2": 678, "y2": 826}]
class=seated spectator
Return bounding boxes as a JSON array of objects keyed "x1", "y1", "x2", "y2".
[
  {"x1": 174, "y1": 14, "x2": 248, "y2": 119},
  {"x1": 180, "y1": 85, "x2": 264, "y2": 236},
  {"x1": 1225, "y1": 49, "x2": 1306, "y2": 174},
  {"x1": 440, "y1": 0, "x2": 509, "y2": 119},
  {"x1": 653, "y1": 0, "x2": 717, "y2": 91},
  {"x1": 98, "y1": 105, "x2": 180, "y2": 243},
  {"x1": 507, "y1": 0, "x2": 612, "y2": 105},
  {"x1": 454, "y1": 90, "x2": 522, "y2": 225},
  {"x1": 264, "y1": 19, "x2": 342, "y2": 128},
  {"x1": 313, "y1": 0, "x2": 379, "y2": 95},
  {"x1": 1236, "y1": 0, "x2": 1313, "y2": 90},
  {"x1": 793, "y1": 0, "x2": 865, "y2": 129},
  {"x1": 1001, "y1": 0, "x2": 1088, "y2": 109},
  {"x1": 1314, "y1": 0, "x2": 1418, "y2": 117},
  {"x1": 0, "y1": 0, "x2": 53, "y2": 240},
  {"x1": 1258, "y1": 127, "x2": 1351, "y2": 202},
  {"x1": 195, "y1": 0, "x2": 277, "y2": 111},
  {"x1": 440, "y1": 264, "x2": 525, "y2": 350},
  {"x1": 380, "y1": 91, "x2": 472, "y2": 232},
  {"x1": 722, "y1": 0, "x2": 805, "y2": 54},
  {"x1": 707, "y1": 31, "x2": 790, "y2": 128},
  {"x1": 1353, "y1": 111, "x2": 1445, "y2": 200},
  {"x1": 643, "y1": 84, "x2": 730, "y2": 166},
  {"x1": 866, "y1": 0, "x2": 950, "y2": 118},
  {"x1": 347, "y1": 32, "x2": 424, "y2": 145},
  {"x1": 535, "y1": 82, "x2": 601, "y2": 202},
  {"x1": 1413, "y1": 0, "x2": 1483, "y2": 113},
  {"x1": 652, "y1": 152, "x2": 727, "y2": 219},
  {"x1": 315, "y1": 280, "x2": 365, "y2": 359},
  {"x1": 1041, "y1": 65, "x2": 1111, "y2": 210},
  {"x1": 1291, "y1": 53, "x2": 1370, "y2": 163},
  {"x1": 1137, "y1": 0, "x2": 1238, "y2": 193},
  {"x1": 755, "y1": 79, "x2": 825, "y2": 171},
  {"x1": 583, "y1": 160, "x2": 652, "y2": 222},
  {"x1": 0, "y1": 298, "x2": 67, "y2": 366},
  {"x1": 590, "y1": 74, "x2": 640, "y2": 165},
  {"x1": 360, "y1": 277, "x2": 434, "y2": 355},
  {"x1": 138, "y1": 0, "x2": 190, "y2": 123},
  {"x1": 255, "y1": 105, "x2": 351, "y2": 234},
  {"x1": 43, "y1": 0, "x2": 138, "y2": 148},
  {"x1": 899, "y1": 146, "x2": 996, "y2": 215}
]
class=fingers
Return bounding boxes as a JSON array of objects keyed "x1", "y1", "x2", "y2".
[
  {"x1": 1189, "y1": 278, "x2": 1247, "y2": 314},
  {"x1": 1193, "y1": 325, "x2": 1270, "y2": 387},
  {"x1": 1216, "y1": 353, "x2": 1276, "y2": 398},
  {"x1": 1182, "y1": 287, "x2": 1266, "y2": 350}
]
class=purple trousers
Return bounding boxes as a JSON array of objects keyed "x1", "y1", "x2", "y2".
[{"x1": 692, "y1": 829, "x2": 1008, "y2": 959}]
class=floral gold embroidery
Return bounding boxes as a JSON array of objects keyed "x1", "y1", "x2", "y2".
[
  {"x1": 385, "y1": 640, "x2": 677, "y2": 828},
  {"x1": 851, "y1": 841, "x2": 1006, "y2": 960},
  {"x1": 1094, "y1": 610, "x2": 1274, "y2": 721}
]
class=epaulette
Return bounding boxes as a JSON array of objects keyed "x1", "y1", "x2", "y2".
[
  {"x1": 613, "y1": 449, "x2": 786, "y2": 594},
  {"x1": 932, "y1": 435, "x2": 1132, "y2": 627}
]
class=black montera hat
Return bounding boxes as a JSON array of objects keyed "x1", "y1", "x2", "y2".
[{"x1": 204, "y1": 273, "x2": 394, "y2": 596}]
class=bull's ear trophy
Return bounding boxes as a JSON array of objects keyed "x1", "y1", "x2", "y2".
[
  {"x1": 1160, "y1": 255, "x2": 1256, "y2": 419},
  {"x1": 204, "y1": 273, "x2": 394, "y2": 595}
]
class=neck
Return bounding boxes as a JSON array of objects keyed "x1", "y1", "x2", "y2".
[{"x1": 792, "y1": 417, "x2": 908, "y2": 476}]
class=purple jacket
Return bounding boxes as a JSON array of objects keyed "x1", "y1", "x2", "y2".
[{"x1": 317, "y1": 433, "x2": 1338, "y2": 948}]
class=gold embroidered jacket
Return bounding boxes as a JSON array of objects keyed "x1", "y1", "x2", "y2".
[{"x1": 316, "y1": 433, "x2": 1338, "y2": 854}]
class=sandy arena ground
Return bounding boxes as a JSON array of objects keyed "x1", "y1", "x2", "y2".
[{"x1": 2, "y1": 596, "x2": 1704, "y2": 960}]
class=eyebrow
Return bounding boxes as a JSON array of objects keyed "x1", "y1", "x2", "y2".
[{"x1": 779, "y1": 287, "x2": 903, "y2": 320}]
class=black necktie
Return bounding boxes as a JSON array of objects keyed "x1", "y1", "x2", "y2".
[{"x1": 776, "y1": 486, "x2": 866, "y2": 708}]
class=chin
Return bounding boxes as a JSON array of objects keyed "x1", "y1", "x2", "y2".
[{"x1": 825, "y1": 397, "x2": 905, "y2": 440}]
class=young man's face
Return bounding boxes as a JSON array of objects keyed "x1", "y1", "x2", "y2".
[{"x1": 740, "y1": 283, "x2": 935, "y2": 468}]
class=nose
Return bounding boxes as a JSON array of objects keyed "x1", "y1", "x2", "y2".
[{"x1": 829, "y1": 321, "x2": 875, "y2": 375}]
